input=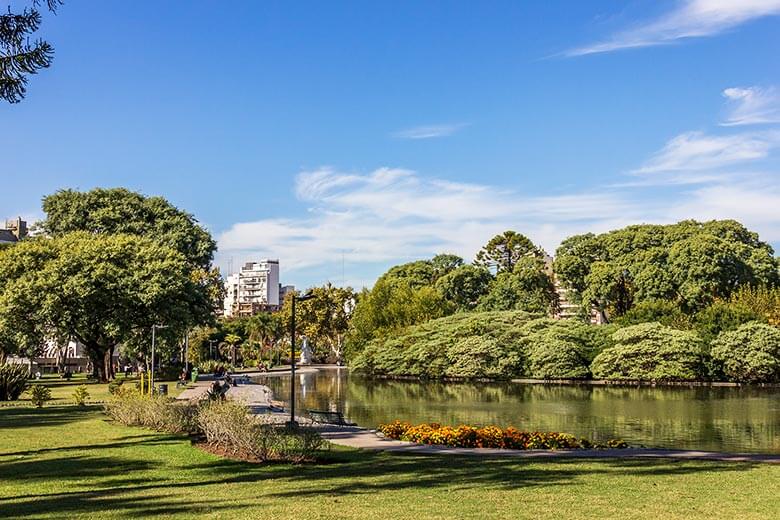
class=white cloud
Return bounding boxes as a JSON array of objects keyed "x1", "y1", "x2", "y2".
[
  {"x1": 721, "y1": 86, "x2": 780, "y2": 126},
  {"x1": 217, "y1": 164, "x2": 780, "y2": 287},
  {"x1": 217, "y1": 168, "x2": 642, "y2": 279},
  {"x1": 391, "y1": 123, "x2": 467, "y2": 139},
  {"x1": 567, "y1": 0, "x2": 780, "y2": 56},
  {"x1": 632, "y1": 130, "x2": 779, "y2": 174}
]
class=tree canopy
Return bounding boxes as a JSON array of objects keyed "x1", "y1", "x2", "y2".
[
  {"x1": 475, "y1": 231, "x2": 542, "y2": 273},
  {"x1": 42, "y1": 188, "x2": 217, "y2": 269},
  {"x1": 0, "y1": 232, "x2": 211, "y2": 380},
  {"x1": 554, "y1": 220, "x2": 779, "y2": 320}
]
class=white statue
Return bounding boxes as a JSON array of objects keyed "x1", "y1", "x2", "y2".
[{"x1": 299, "y1": 336, "x2": 313, "y2": 365}]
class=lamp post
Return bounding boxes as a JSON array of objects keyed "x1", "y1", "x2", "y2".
[
  {"x1": 288, "y1": 291, "x2": 314, "y2": 428},
  {"x1": 150, "y1": 324, "x2": 168, "y2": 395}
]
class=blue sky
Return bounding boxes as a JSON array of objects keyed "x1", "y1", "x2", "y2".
[{"x1": 2, "y1": 1, "x2": 779, "y2": 289}]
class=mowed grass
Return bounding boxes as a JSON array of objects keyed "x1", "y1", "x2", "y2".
[
  {"x1": 2, "y1": 373, "x2": 187, "y2": 406},
  {"x1": 0, "y1": 406, "x2": 779, "y2": 519}
]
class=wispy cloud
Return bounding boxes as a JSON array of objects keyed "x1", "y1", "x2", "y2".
[
  {"x1": 631, "y1": 130, "x2": 780, "y2": 174},
  {"x1": 217, "y1": 164, "x2": 780, "y2": 286},
  {"x1": 391, "y1": 123, "x2": 467, "y2": 139},
  {"x1": 567, "y1": 0, "x2": 780, "y2": 56},
  {"x1": 721, "y1": 86, "x2": 780, "y2": 126},
  {"x1": 217, "y1": 167, "x2": 641, "y2": 277}
]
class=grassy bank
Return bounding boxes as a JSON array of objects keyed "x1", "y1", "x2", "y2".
[{"x1": 1, "y1": 406, "x2": 779, "y2": 519}]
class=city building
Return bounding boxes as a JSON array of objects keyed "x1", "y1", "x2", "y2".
[
  {"x1": 223, "y1": 259, "x2": 291, "y2": 317},
  {"x1": 0, "y1": 217, "x2": 27, "y2": 243}
]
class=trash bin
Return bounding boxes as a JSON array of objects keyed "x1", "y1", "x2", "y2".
[
  {"x1": 158, "y1": 384, "x2": 168, "y2": 396},
  {"x1": 191, "y1": 368, "x2": 199, "y2": 383}
]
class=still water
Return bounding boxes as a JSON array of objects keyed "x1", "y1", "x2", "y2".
[{"x1": 255, "y1": 367, "x2": 780, "y2": 453}]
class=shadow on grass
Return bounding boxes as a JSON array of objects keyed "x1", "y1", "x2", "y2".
[
  {"x1": 0, "y1": 407, "x2": 766, "y2": 518},
  {"x1": 0, "y1": 405, "x2": 100, "y2": 430}
]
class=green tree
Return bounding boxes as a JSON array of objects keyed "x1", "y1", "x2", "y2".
[
  {"x1": 435, "y1": 265, "x2": 492, "y2": 310},
  {"x1": 42, "y1": 188, "x2": 217, "y2": 269},
  {"x1": 476, "y1": 257, "x2": 557, "y2": 314},
  {"x1": 1, "y1": 1, "x2": 58, "y2": 103},
  {"x1": 346, "y1": 278, "x2": 453, "y2": 358},
  {"x1": 280, "y1": 284, "x2": 357, "y2": 362},
  {"x1": 711, "y1": 322, "x2": 780, "y2": 383},
  {"x1": 554, "y1": 220, "x2": 779, "y2": 319},
  {"x1": 475, "y1": 231, "x2": 541, "y2": 273},
  {"x1": 0, "y1": 233, "x2": 211, "y2": 381}
]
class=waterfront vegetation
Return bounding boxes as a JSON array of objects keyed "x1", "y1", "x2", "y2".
[{"x1": 2, "y1": 405, "x2": 780, "y2": 519}]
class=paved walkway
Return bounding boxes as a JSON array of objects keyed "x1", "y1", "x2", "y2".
[{"x1": 314, "y1": 425, "x2": 780, "y2": 463}]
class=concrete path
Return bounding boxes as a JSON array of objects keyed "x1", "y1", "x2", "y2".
[{"x1": 314, "y1": 425, "x2": 780, "y2": 463}]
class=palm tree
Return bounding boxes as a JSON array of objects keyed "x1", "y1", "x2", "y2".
[
  {"x1": 224, "y1": 334, "x2": 242, "y2": 367},
  {"x1": 246, "y1": 313, "x2": 282, "y2": 366}
]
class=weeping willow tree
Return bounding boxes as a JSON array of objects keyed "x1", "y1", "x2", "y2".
[{"x1": 1, "y1": 1, "x2": 59, "y2": 103}]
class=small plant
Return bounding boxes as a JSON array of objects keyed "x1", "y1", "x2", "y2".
[
  {"x1": 0, "y1": 363, "x2": 29, "y2": 401},
  {"x1": 72, "y1": 385, "x2": 90, "y2": 406},
  {"x1": 108, "y1": 379, "x2": 124, "y2": 395},
  {"x1": 29, "y1": 384, "x2": 52, "y2": 408}
]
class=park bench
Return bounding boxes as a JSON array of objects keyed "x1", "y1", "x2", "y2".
[{"x1": 307, "y1": 409, "x2": 357, "y2": 426}]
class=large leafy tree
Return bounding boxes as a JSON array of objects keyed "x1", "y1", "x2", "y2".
[
  {"x1": 475, "y1": 231, "x2": 542, "y2": 273},
  {"x1": 0, "y1": 233, "x2": 211, "y2": 381},
  {"x1": 1, "y1": 1, "x2": 58, "y2": 103},
  {"x1": 42, "y1": 188, "x2": 217, "y2": 269},
  {"x1": 555, "y1": 220, "x2": 779, "y2": 320}
]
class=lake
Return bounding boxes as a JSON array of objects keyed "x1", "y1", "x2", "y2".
[{"x1": 255, "y1": 367, "x2": 780, "y2": 453}]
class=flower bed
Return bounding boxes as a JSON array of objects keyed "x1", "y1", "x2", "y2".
[{"x1": 378, "y1": 421, "x2": 628, "y2": 450}]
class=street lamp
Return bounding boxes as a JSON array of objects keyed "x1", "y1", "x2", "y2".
[
  {"x1": 150, "y1": 324, "x2": 168, "y2": 395},
  {"x1": 288, "y1": 291, "x2": 314, "y2": 428}
]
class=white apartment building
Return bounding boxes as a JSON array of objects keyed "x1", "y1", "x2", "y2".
[{"x1": 223, "y1": 259, "x2": 284, "y2": 317}]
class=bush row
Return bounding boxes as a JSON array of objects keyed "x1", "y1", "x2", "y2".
[
  {"x1": 378, "y1": 421, "x2": 627, "y2": 450},
  {"x1": 352, "y1": 312, "x2": 780, "y2": 383},
  {"x1": 104, "y1": 393, "x2": 326, "y2": 463}
]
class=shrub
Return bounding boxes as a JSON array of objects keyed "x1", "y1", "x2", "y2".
[
  {"x1": 350, "y1": 310, "x2": 538, "y2": 378},
  {"x1": 444, "y1": 336, "x2": 522, "y2": 379},
  {"x1": 591, "y1": 322, "x2": 706, "y2": 381},
  {"x1": 693, "y1": 300, "x2": 764, "y2": 342},
  {"x1": 0, "y1": 363, "x2": 28, "y2": 401},
  {"x1": 198, "y1": 360, "x2": 235, "y2": 374},
  {"x1": 72, "y1": 385, "x2": 90, "y2": 406},
  {"x1": 28, "y1": 384, "x2": 52, "y2": 407},
  {"x1": 710, "y1": 322, "x2": 780, "y2": 383},
  {"x1": 614, "y1": 300, "x2": 692, "y2": 330},
  {"x1": 104, "y1": 394, "x2": 201, "y2": 434},
  {"x1": 377, "y1": 421, "x2": 626, "y2": 450},
  {"x1": 198, "y1": 400, "x2": 326, "y2": 462},
  {"x1": 527, "y1": 336, "x2": 589, "y2": 379}
]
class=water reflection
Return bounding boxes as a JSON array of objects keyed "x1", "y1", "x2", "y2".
[{"x1": 255, "y1": 368, "x2": 780, "y2": 453}]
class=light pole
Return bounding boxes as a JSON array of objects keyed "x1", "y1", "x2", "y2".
[
  {"x1": 288, "y1": 291, "x2": 314, "y2": 428},
  {"x1": 150, "y1": 324, "x2": 168, "y2": 395}
]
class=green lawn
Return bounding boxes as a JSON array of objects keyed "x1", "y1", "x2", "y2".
[
  {"x1": 0, "y1": 406, "x2": 778, "y2": 519},
  {"x1": 2, "y1": 373, "x2": 187, "y2": 406}
]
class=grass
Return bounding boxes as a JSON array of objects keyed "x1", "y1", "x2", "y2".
[
  {"x1": 1, "y1": 407, "x2": 779, "y2": 519},
  {"x1": 3, "y1": 373, "x2": 187, "y2": 406}
]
